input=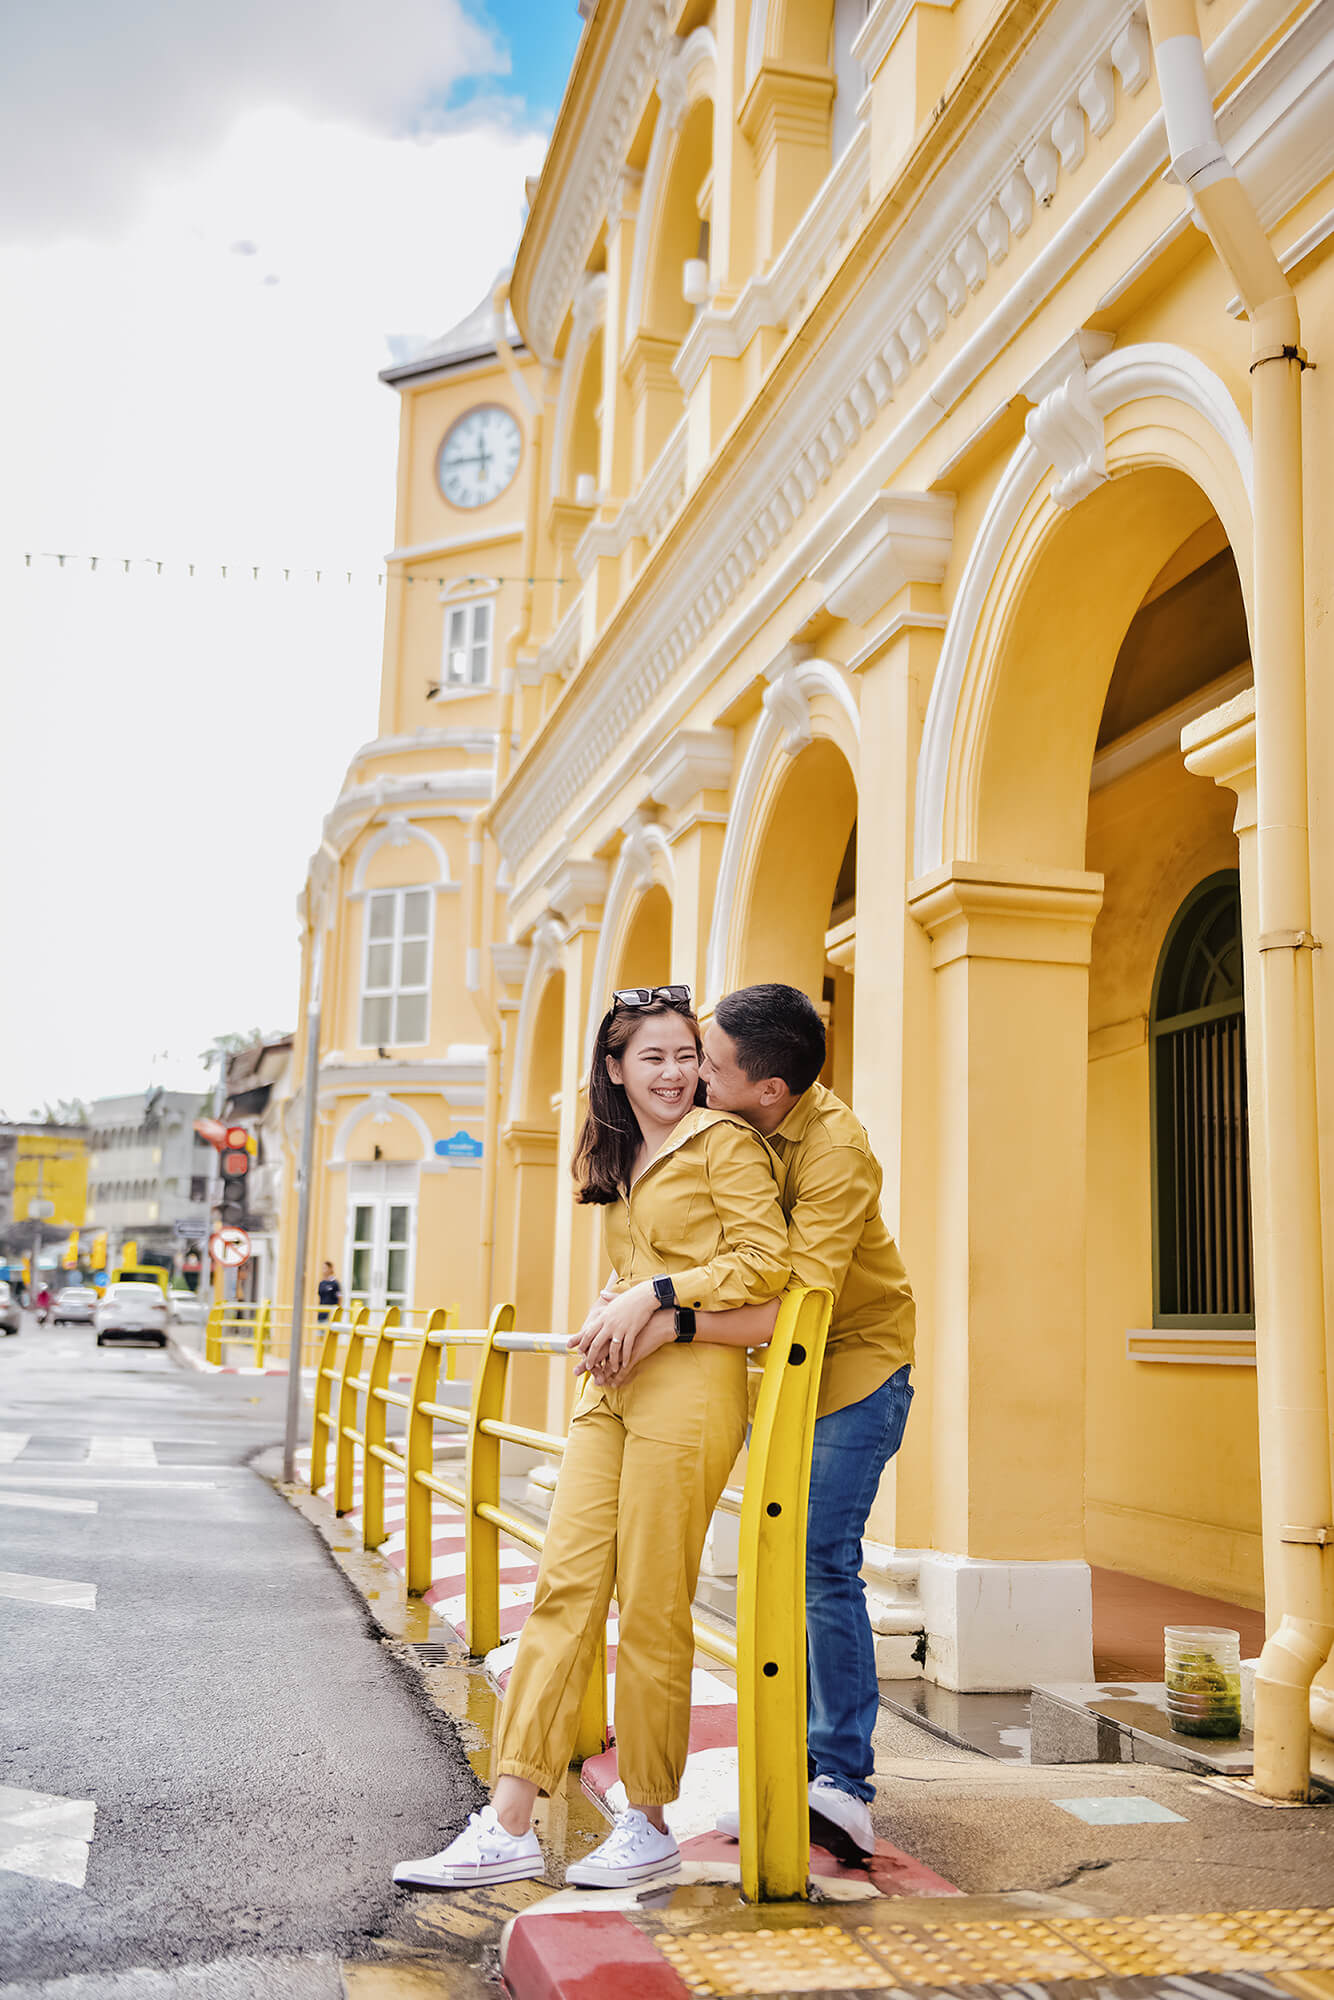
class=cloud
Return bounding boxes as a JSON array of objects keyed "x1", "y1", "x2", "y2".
[{"x1": 0, "y1": 0, "x2": 513, "y2": 242}]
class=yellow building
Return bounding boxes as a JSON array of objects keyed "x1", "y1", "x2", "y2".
[
  {"x1": 286, "y1": 0, "x2": 1334, "y2": 1773},
  {"x1": 11, "y1": 1129, "x2": 88, "y2": 1228}
]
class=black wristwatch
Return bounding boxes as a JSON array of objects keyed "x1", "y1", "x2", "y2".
[
  {"x1": 652, "y1": 1275, "x2": 677, "y2": 1309},
  {"x1": 674, "y1": 1306, "x2": 697, "y2": 1344}
]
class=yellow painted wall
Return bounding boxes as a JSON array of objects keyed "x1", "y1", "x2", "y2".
[{"x1": 1085, "y1": 745, "x2": 1262, "y2": 1603}]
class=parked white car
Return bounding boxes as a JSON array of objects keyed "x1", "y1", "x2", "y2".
[
  {"x1": 95, "y1": 1283, "x2": 169, "y2": 1348},
  {"x1": 170, "y1": 1292, "x2": 206, "y2": 1326},
  {"x1": 0, "y1": 1281, "x2": 19, "y2": 1336},
  {"x1": 53, "y1": 1286, "x2": 98, "y2": 1325}
]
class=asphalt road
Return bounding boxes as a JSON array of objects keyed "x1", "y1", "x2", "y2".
[{"x1": 0, "y1": 1315, "x2": 485, "y2": 1997}]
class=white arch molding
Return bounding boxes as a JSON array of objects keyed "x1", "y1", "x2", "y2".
[
  {"x1": 350, "y1": 814, "x2": 453, "y2": 893},
  {"x1": 550, "y1": 273, "x2": 608, "y2": 503},
  {"x1": 505, "y1": 918, "x2": 566, "y2": 1128},
  {"x1": 704, "y1": 654, "x2": 859, "y2": 1003},
  {"x1": 583, "y1": 818, "x2": 678, "y2": 1063},
  {"x1": 913, "y1": 342, "x2": 1256, "y2": 879},
  {"x1": 624, "y1": 27, "x2": 719, "y2": 348},
  {"x1": 329, "y1": 1090, "x2": 434, "y2": 1164}
]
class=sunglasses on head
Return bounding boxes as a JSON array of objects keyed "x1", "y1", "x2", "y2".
[{"x1": 611, "y1": 984, "x2": 693, "y2": 1012}]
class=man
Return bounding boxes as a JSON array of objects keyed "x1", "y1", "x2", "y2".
[
  {"x1": 316, "y1": 1261, "x2": 341, "y2": 1322},
  {"x1": 577, "y1": 982, "x2": 914, "y2": 1861}
]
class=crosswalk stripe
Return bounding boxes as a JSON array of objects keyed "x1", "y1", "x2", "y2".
[
  {"x1": 0, "y1": 1491, "x2": 98, "y2": 1515},
  {"x1": 85, "y1": 1436, "x2": 158, "y2": 1466},
  {"x1": 0, "y1": 1434, "x2": 31, "y2": 1462},
  {"x1": 0, "y1": 1570, "x2": 97, "y2": 1610},
  {"x1": 0, "y1": 1785, "x2": 96, "y2": 1889}
]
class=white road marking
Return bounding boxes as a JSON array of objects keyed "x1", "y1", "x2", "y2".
[
  {"x1": 0, "y1": 1569, "x2": 97, "y2": 1610},
  {"x1": 0, "y1": 1433, "x2": 31, "y2": 1461},
  {"x1": 86, "y1": 1436, "x2": 158, "y2": 1466},
  {"x1": 0, "y1": 1785, "x2": 96, "y2": 1888},
  {"x1": 0, "y1": 1490, "x2": 98, "y2": 1515},
  {"x1": 0, "y1": 1475, "x2": 222, "y2": 1489}
]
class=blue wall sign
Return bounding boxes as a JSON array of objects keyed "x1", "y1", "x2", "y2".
[{"x1": 434, "y1": 1130, "x2": 484, "y2": 1160}]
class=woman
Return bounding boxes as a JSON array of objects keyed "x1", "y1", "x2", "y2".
[{"x1": 393, "y1": 985, "x2": 789, "y2": 1891}]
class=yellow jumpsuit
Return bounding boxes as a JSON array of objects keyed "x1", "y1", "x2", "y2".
[{"x1": 492, "y1": 1107, "x2": 790, "y2": 1804}]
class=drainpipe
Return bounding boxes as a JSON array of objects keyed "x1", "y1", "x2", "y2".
[
  {"x1": 1148, "y1": 0, "x2": 1333, "y2": 1799},
  {"x1": 465, "y1": 280, "x2": 545, "y2": 1311}
]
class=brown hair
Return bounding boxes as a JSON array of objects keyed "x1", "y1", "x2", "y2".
[{"x1": 572, "y1": 999, "x2": 703, "y2": 1204}]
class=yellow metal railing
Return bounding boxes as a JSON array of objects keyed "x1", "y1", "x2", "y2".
[
  {"x1": 203, "y1": 1298, "x2": 331, "y2": 1370},
  {"x1": 312, "y1": 1285, "x2": 832, "y2": 1903}
]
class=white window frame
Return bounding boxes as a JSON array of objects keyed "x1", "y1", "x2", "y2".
[
  {"x1": 344, "y1": 1186, "x2": 418, "y2": 1313},
  {"x1": 358, "y1": 886, "x2": 432, "y2": 1049},
  {"x1": 439, "y1": 594, "x2": 495, "y2": 692}
]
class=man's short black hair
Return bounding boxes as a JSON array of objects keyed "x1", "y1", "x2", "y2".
[{"x1": 714, "y1": 983, "x2": 826, "y2": 1095}]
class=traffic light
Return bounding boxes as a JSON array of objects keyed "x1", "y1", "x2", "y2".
[{"x1": 220, "y1": 1129, "x2": 251, "y2": 1227}]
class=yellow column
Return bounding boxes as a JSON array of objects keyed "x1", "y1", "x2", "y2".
[
  {"x1": 907, "y1": 862, "x2": 1102, "y2": 1562},
  {"x1": 643, "y1": 727, "x2": 736, "y2": 1006},
  {"x1": 545, "y1": 865, "x2": 609, "y2": 1432},
  {"x1": 738, "y1": 61, "x2": 835, "y2": 268}
]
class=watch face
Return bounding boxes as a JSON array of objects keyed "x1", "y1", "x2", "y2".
[{"x1": 436, "y1": 403, "x2": 522, "y2": 509}]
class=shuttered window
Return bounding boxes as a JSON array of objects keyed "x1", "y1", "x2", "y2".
[{"x1": 1151, "y1": 873, "x2": 1254, "y2": 1328}]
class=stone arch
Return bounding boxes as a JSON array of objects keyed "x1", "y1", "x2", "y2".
[
  {"x1": 506, "y1": 919, "x2": 566, "y2": 1129},
  {"x1": 706, "y1": 654, "x2": 858, "y2": 1000},
  {"x1": 625, "y1": 30, "x2": 718, "y2": 349},
  {"x1": 329, "y1": 1091, "x2": 433, "y2": 1164},
  {"x1": 550, "y1": 274, "x2": 607, "y2": 502},
  {"x1": 915, "y1": 343, "x2": 1254, "y2": 878},
  {"x1": 351, "y1": 815, "x2": 452, "y2": 893},
  {"x1": 584, "y1": 820, "x2": 676, "y2": 1060}
]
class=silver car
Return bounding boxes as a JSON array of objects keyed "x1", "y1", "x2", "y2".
[
  {"x1": 53, "y1": 1285, "x2": 98, "y2": 1325},
  {"x1": 95, "y1": 1282, "x2": 169, "y2": 1348}
]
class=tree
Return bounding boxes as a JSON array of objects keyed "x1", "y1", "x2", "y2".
[
  {"x1": 198, "y1": 1029, "x2": 266, "y2": 1068},
  {"x1": 24, "y1": 1098, "x2": 89, "y2": 1126}
]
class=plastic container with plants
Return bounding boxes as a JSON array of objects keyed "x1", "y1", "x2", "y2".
[{"x1": 1164, "y1": 1625, "x2": 1242, "y2": 1738}]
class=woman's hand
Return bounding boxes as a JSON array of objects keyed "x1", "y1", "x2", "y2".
[
  {"x1": 572, "y1": 1279, "x2": 659, "y2": 1378},
  {"x1": 594, "y1": 1308, "x2": 676, "y2": 1384}
]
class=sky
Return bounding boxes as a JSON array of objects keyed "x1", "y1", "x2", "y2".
[{"x1": 0, "y1": 1, "x2": 582, "y2": 1121}]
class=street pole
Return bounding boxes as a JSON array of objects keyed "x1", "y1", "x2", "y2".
[{"x1": 282, "y1": 983, "x2": 322, "y2": 1485}]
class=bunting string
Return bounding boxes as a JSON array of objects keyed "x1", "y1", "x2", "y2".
[{"x1": 19, "y1": 552, "x2": 567, "y2": 587}]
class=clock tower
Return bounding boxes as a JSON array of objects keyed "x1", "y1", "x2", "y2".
[{"x1": 279, "y1": 288, "x2": 540, "y2": 1329}]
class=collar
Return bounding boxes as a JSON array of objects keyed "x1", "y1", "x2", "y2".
[
  {"x1": 769, "y1": 1085, "x2": 822, "y2": 1148},
  {"x1": 629, "y1": 1104, "x2": 751, "y2": 1190}
]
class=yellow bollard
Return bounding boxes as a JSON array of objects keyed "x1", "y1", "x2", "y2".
[
  {"x1": 362, "y1": 1308, "x2": 401, "y2": 1550},
  {"x1": 309, "y1": 1312, "x2": 350, "y2": 1493},
  {"x1": 464, "y1": 1303, "x2": 515, "y2": 1656},
  {"x1": 405, "y1": 1309, "x2": 450, "y2": 1596},
  {"x1": 737, "y1": 1285, "x2": 832, "y2": 1903},
  {"x1": 254, "y1": 1300, "x2": 271, "y2": 1370},
  {"x1": 333, "y1": 1309, "x2": 372, "y2": 1517},
  {"x1": 205, "y1": 1302, "x2": 224, "y2": 1367}
]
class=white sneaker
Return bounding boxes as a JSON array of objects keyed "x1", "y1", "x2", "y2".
[
  {"x1": 393, "y1": 1806, "x2": 544, "y2": 1888},
  {"x1": 808, "y1": 1775, "x2": 876, "y2": 1858},
  {"x1": 565, "y1": 1809, "x2": 680, "y2": 1888},
  {"x1": 714, "y1": 1807, "x2": 741, "y2": 1840}
]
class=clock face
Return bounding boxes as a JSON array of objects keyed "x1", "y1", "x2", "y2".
[{"x1": 436, "y1": 403, "x2": 522, "y2": 509}]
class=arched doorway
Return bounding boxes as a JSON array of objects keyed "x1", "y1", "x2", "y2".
[{"x1": 910, "y1": 385, "x2": 1260, "y2": 1664}]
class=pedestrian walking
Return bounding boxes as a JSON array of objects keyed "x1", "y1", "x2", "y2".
[
  {"x1": 578, "y1": 982, "x2": 915, "y2": 1864},
  {"x1": 393, "y1": 985, "x2": 790, "y2": 1892},
  {"x1": 316, "y1": 1262, "x2": 341, "y2": 1323}
]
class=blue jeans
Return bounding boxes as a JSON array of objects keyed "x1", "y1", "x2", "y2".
[{"x1": 806, "y1": 1366, "x2": 914, "y2": 1803}]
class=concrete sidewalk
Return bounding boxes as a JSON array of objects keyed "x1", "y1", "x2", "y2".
[{"x1": 274, "y1": 1464, "x2": 1334, "y2": 2000}]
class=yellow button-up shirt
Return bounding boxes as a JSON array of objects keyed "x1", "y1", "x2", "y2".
[
  {"x1": 603, "y1": 1106, "x2": 791, "y2": 1311},
  {"x1": 767, "y1": 1083, "x2": 916, "y2": 1419}
]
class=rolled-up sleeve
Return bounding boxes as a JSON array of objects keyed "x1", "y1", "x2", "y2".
[
  {"x1": 670, "y1": 1123, "x2": 790, "y2": 1310},
  {"x1": 784, "y1": 1140, "x2": 880, "y2": 1302}
]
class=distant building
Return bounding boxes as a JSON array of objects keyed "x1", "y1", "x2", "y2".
[
  {"x1": 0, "y1": 1123, "x2": 90, "y2": 1282},
  {"x1": 85, "y1": 1090, "x2": 213, "y2": 1269}
]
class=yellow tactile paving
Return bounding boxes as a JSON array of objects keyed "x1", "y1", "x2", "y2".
[{"x1": 655, "y1": 1907, "x2": 1334, "y2": 1996}]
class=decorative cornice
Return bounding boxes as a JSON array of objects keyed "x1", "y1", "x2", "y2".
[
  {"x1": 1181, "y1": 685, "x2": 1258, "y2": 836},
  {"x1": 739, "y1": 61, "x2": 836, "y2": 167},
  {"x1": 494, "y1": 0, "x2": 1296, "y2": 881},
  {"x1": 545, "y1": 857, "x2": 610, "y2": 921},
  {"x1": 1021, "y1": 328, "x2": 1116, "y2": 508},
  {"x1": 812, "y1": 490, "x2": 956, "y2": 624},
  {"x1": 516, "y1": 0, "x2": 677, "y2": 364},
  {"x1": 644, "y1": 727, "x2": 735, "y2": 811},
  {"x1": 907, "y1": 861, "x2": 1104, "y2": 969}
]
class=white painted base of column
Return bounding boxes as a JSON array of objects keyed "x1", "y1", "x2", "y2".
[{"x1": 915, "y1": 1551, "x2": 1094, "y2": 1691}]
